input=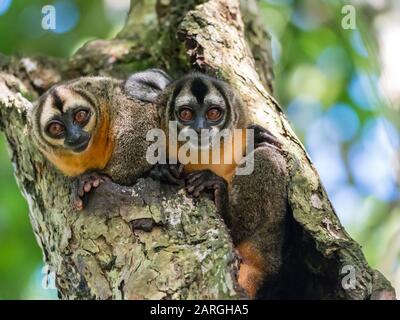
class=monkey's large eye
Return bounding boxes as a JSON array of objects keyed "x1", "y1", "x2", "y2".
[
  {"x1": 178, "y1": 108, "x2": 194, "y2": 122},
  {"x1": 206, "y1": 108, "x2": 222, "y2": 121},
  {"x1": 74, "y1": 109, "x2": 90, "y2": 125},
  {"x1": 46, "y1": 121, "x2": 65, "y2": 138}
]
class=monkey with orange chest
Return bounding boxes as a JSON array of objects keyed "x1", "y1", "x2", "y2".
[
  {"x1": 31, "y1": 71, "x2": 170, "y2": 210},
  {"x1": 128, "y1": 70, "x2": 289, "y2": 299}
]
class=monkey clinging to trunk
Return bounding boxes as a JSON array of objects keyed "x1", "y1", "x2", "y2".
[
  {"x1": 128, "y1": 70, "x2": 290, "y2": 299},
  {"x1": 31, "y1": 72, "x2": 170, "y2": 210}
]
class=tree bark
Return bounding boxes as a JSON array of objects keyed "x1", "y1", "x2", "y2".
[{"x1": 0, "y1": 0, "x2": 395, "y2": 299}]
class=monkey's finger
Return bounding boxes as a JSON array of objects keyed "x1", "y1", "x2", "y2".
[
  {"x1": 169, "y1": 165, "x2": 182, "y2": 179},
  {"x1": 249, "y1": 124, "x2": 282, "y2": 146},
  {"x1": 212, "y1": 181, "x2": 222, "y2": 189},
  {"x1": 150, "y1": 169, "x2": 179, "y2": 184},
  {"x1": 73, "y1": 198, "x2": 84, "y2": 211},
  {"x1": 84, "y1": 182, "x2": 92, "y2": 193},
  {"x1": 149, "y1": 169, "x2": 162, "y2": 180},
  {"x1": 185, "y1": 172, "x2": 204, "y2": 184},
  {"x1": 187, "y1": 176, "x2": 208, "y2": 191},
  {"x1": 100, "y1": 176, "x2": 111, "y2": 182},
  {"x1": 92, "y1": 179, "x2": 100, "y2": 188},
  {"x1": 74, "y1": 179, "x2": 84, "y2": 197},
  {"x1": 196, "y1": 178, "x2": 225, "y2": 191},
  {"x1": 193, "y1": 184, "x2": 206, "y2": 197},
  {"x1": 175, "y1": 180, "x2": 185, "y2": 188},
  {"x1": 78, "y1": 187, "x2": 85, "y2": 197},
  {"x1": 256, "y1": 142, "x2": 281, "y2": 152},
  {"x1": 186, "y1": 179, "x2": 205, "y2": 192},
  {"x1": 257, "y1": 132, "x2": 282, "y2": 147},
  {"x1": 161, "y1": 169, "x2": 182, "y2": 185},
  {"x1": 185, "y1": 171, "x2": 199, "y2": 179},
  {"x1": 186, "y1": 176, "x2": 201, "y2": 186}
]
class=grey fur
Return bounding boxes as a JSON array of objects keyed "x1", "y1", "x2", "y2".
[
  {"x1": 229, "y1": 146, "x2": 288, "y2": 271},
  {"x1": 104, "y1": 85, "x2": 158, "y2": 185},
  {"x1": 124, "y1": 68, "x2": 172, "y2": 103}
]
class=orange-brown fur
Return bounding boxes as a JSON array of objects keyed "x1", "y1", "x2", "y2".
[
  {"x1": 182, "y1": 130, "x2": 247, "y2": 185},
  {"x1": 236, "y1": 241, "x2": 266, "y2": 299}
]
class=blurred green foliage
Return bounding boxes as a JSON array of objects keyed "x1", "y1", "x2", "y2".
[
  {"x1": 0, "y1": 0, "x2": 122, "y2": 58},
  {"x1": 260, "y1": 0, "x2": 400, "y2": 294},
  {"x1": 0, "y1": 135, "x2": 39, "y2": 299},
  {"x1": 0, "y1": 0, "x2": 128, "y2": 299},
  {"x1": 0, "y1": 0, "x2": 399, "y2": 299}
]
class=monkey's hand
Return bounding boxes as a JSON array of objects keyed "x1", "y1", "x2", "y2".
[
  {"x1": 248, "y1": 124, "x2": 282, "y2": 149},
  {"x1": 185, "y1": 170, "x2": 228, "y2": 213},
  {"x1": 149, "y1": 163, "x2": 184, "y2": 186},
  {"x1": 72, "y1": 172, "x2": 111, "y2": 211}
]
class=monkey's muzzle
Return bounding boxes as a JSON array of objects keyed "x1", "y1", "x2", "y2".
[{"x1": 65, "y1": 132, "x2": 91, "y2": 153}]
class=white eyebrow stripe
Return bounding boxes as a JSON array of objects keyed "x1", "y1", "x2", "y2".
[
  {"x1": 204, "y1": 96, "x2": 226, "y2": 106},
  {"x1": 175, "y1": 96, "x2": 196, "y2": 107},
  {"x1": 62, "y1": 96, "x2": 91, "y2": 112},
  {"x1": 40, "y1": 98, "x2": 61, "y2": 128}
]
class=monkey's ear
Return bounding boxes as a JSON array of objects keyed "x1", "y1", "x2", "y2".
[{"x1": 124, "y1": 69, "x2": 172, "y2": 103}]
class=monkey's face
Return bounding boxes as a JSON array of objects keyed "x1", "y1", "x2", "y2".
[
  {"x1": 38, "y1": 87, "x2": 97, "y2": 154},
  {"x1": 170, "y1": 75, "x2": 234, "y2": 150}
]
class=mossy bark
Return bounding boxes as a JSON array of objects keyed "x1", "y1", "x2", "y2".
[{"x1": 0, "y1": 0, "x2": 395, "y2": 299}]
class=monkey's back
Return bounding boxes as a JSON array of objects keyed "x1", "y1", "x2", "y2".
[{"x1": 104, "y1": 90, "x2": 159, "y2": 185}]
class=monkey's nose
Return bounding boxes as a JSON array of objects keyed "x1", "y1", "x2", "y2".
[
  {"x1": 65, "y1": 133, "x2": 90, "y2": 152},
  {"x1": 65, "y1": 134, "x2": 82, "y2": 146}
]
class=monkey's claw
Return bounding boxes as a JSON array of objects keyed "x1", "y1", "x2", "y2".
[
  {"x1": 149, "y1": 163, "x2": 184, "y2": 186},
  {"x1": 73, "y1": 172, "x2": 110, "y2": 211},
  {"x1": 248, "y1": 124, "x2": 282, "y2": 149},
  {"x1": 185, "y1": 170, "x2": 228, "y2": 211}
]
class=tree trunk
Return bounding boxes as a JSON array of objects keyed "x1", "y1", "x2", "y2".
[{"x1": 0, "y1": 0, "x2": 395, "y2": 299}]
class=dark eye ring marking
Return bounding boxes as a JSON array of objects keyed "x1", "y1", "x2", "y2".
[
  {"x1": 206, "y1": 107, "x2": 223, "y2": 122},
  {"x1": 73, "y1": 108, "x2": 91, "y2": 126},
  {"x1": 177, "y1": 107, "x2": 194, "y2": 122},
  {"x1": 46, "y1": 120, "x2": 65, "y2": 139}
]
